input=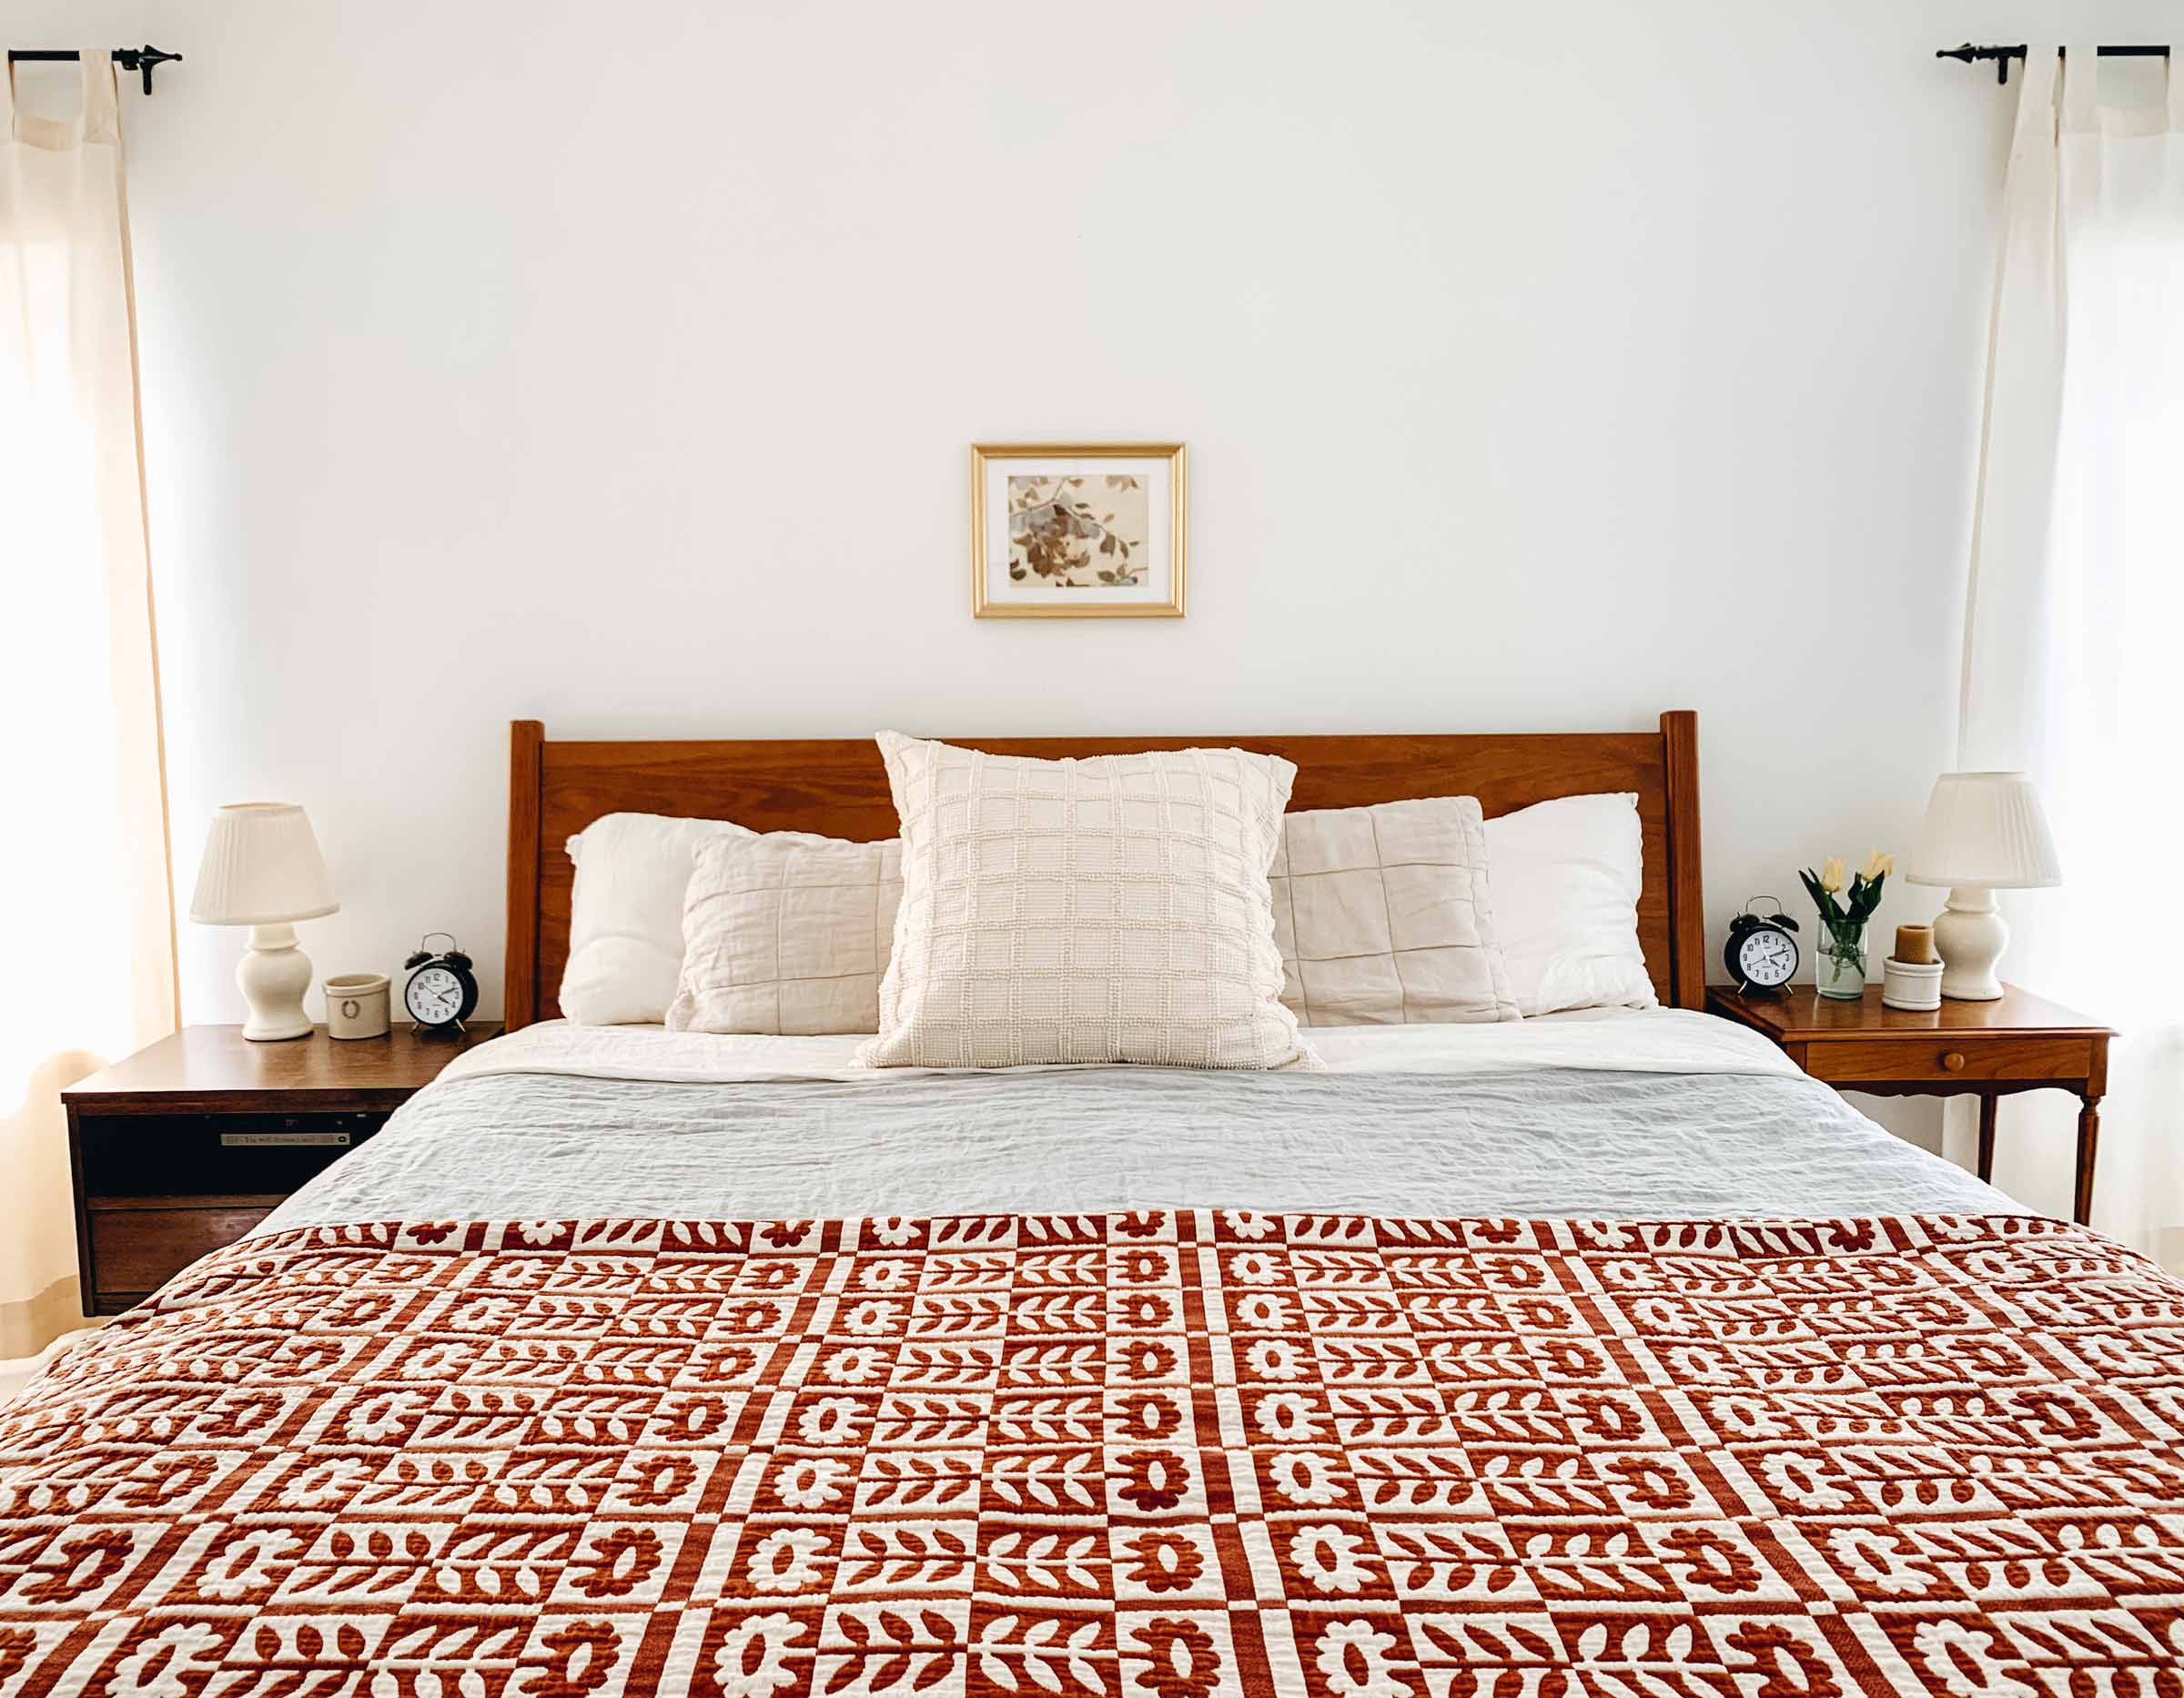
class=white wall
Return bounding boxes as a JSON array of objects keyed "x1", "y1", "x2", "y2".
[{"x1": 15, "y1": 0, "x2": 2175, "y2": 1206}]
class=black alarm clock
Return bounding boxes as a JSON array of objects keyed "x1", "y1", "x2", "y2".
[
  {"x1": 403, "y1": 933, "x2": 479, "y2": 1033},
  {"x1": 1724, "y1": 899, "x2": 1800, "y2": 995}
]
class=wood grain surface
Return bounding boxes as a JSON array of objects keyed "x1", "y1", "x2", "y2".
[
  {"x1": 63, "y1": 1024, "x2": 503, "y2": 1114},
  {"x1": 507, "y1": 713, "x2": 1706, "y2": 1026}
]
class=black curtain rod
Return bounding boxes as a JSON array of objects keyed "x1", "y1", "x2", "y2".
[
  {"x1": 1937, "y1": 42, "x2": 2169, "y2": 86},
  {"x1": 6, "y1": 45, "x2": 181, "y2": 96}
]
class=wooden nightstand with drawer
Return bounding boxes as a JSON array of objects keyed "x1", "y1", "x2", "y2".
[
  {"x1": 1705, "y1": 984, "x2": 2111, "y2": 1223},
  {"x1": 62, "y1": 1023, "x2": 500, "y2": 1315}
]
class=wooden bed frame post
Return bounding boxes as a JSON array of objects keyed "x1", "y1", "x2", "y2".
[
  {"x1": 505, "y1": 719, "x2": 544, "y2": 1029},
  {"x1": 1661, "y1": 709, "x2": 1704, "y2": 1010}
]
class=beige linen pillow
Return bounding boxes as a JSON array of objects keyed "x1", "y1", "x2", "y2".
[
  {"x1": 859, "y1": 733, "x2": 1315, "y2": 1069},
  {"x1": 1271, "y1": 796, "x2": 1520, "y2": 1026},
  {"x1": 668, "y1": 834, "x2": 903, "y2": 1035}
]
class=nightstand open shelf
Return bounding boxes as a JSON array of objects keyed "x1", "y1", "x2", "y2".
[
  {"x1": 1705, "y1": 983, "x2": 2110, "y2": 1222},
  {"x1": 63, "y1": 1023, "x2": 499, "y2": 1314}
]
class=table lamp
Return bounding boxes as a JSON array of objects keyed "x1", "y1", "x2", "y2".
[
  {"x1": 189, "y1": 803, "x2": 339, "y2": 1040},
  {"x1": 1905, "y1": 772, "x2": 2060, "y2": 1001}
]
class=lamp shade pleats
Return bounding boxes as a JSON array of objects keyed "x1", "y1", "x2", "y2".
[
  {"x1": 1905, "y1": 772, "x2": 2062, "y2": 890},
  {"x1": 188, "y1": 803, "x2": 339, "y2": 925}
]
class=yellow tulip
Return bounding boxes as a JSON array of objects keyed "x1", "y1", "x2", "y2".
[
  {"x1": 1863, "y1": 851, "x2": 1894, "y2": 882},
  {"x1": 1820, "y1": 857, "x2": 1845, "y2": 894}
]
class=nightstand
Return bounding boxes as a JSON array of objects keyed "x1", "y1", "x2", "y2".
[
  {"x1": 1705, "y1": 984, "x2": 2110, "y2": 1223},
  {"x1": 62, "y1": 1023, "x2": 500, "y2": 1314}
]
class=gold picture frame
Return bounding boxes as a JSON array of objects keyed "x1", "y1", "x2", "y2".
[{"x1": 971, "y1": 442, "x2": 1187, "y2": 619}]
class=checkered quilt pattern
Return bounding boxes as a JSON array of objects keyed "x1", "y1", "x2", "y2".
[{"x1": 3, "y1": 1209, "x2": 2181, "y2": 1695}]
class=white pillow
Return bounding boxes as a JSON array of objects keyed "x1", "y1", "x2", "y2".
[
  {"x1": 1483, "y1": 793, "x2": 1657, "y2": 1016},
  {"x1": 1270, "y1": 796, "x2": 1519, "y2": 1026},
  {"x1": 859, "y1": 733, "x2": 1316, "y2": 1070},
  {"x1": 669, "y1": 834, "x2": 903, "y2": 1036},
  {"x1": 561, "y1": 813, "x2": 753, "y2": 1025}
]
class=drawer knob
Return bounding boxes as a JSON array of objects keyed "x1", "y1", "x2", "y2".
[{"x1": 1941, "y1": 1050, "x2": 1967, "y2": 1073}]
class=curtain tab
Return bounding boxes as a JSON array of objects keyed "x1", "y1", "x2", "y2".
[
  {"x1": 2059, "y1": 44, "x2": 2102, "y2": 136},
  {"x1": 2012, "y1": 44, "x2": 2060, "y2": 146},
  {"x1": 80, "y1": 50, "x2": 119, "y2": 143}
]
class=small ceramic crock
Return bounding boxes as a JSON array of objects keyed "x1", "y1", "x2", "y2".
[{"x1": 325, "y1": 972, "x2": 391, "y2": 1039}]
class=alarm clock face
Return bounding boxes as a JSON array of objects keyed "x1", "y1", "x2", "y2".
[
  {"x1": 1736, "y1": 927, "x2": 1798, "y2": 988},
  {"x1": 406, "y1": 965, "x2": 466, "y2": 1026}
]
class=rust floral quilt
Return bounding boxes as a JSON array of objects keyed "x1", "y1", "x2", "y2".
[{"x1": 2, "y1": 1210, "x2": 2181, "y2": 1696}]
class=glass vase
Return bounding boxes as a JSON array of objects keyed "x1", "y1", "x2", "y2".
[{"x1": 1815, "y1": 926, "x2": 1867, "y2": 999}]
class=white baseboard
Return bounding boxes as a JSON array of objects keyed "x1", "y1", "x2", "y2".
[{"x1": 0, "y1": 1274, "x2": 86, "y2": 1362}]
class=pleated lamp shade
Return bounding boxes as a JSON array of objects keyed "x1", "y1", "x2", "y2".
[
  {"x1": 188, "y1": 803, "x2": 339, "y2": 925},
  {"x1": 1905, "y1": 773, "x2": 2062, "y2": 890}
]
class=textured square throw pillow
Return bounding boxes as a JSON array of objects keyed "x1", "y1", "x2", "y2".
[
  {"x1": 1271, "y1": 796, "x2": 1520, "y2": 1026},
  {"x1": 668, "y1": 834, "x2": 903, "y2": 1035},
  {"x1": 859, "y1": 733, "x2": 1316, "y2": 1069}
]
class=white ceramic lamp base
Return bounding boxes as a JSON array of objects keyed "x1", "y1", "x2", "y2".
[
  {"x1": 1932, "y1": 887, "x2": 2007, "y2": 1002},
  {"x1": 238, "y1": 922, "x2": 315, "y2": 1040}
]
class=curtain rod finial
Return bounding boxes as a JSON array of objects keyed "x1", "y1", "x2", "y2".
[{"x1": 128, "y1": 45, "x2": 181, "y2": 96}]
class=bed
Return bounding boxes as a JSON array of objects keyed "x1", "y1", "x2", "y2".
[{"x1": 3, "y1": 714, "x2": 2180, "y2": 1697}]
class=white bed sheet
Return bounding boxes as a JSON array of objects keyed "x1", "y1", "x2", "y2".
[
  {"x1": 259, "y1": 1010, "x2": 2008, "y2": 1232},
  {"x1": 438, "y1": 1007, "x2": 1805, "y2": 1088}
]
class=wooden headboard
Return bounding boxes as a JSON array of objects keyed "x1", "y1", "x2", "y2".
[{"x1": 504, "y1": 712, "x2": 1704, "y2": 1027}]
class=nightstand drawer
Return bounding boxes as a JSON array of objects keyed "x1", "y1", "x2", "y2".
[
  {"x1": 1801, "y1": 1036, "x2": 2094, "y2": 1084},
  {"x1": 75, "y1": 1109, "x2": 389, "y2": 1198},
  {"x1": 64, "y1": 1026, "x2": 504, "y2": 1318},
  {"x1": 86, "y1": 1203, "x2": 277, "y2": 1305}
]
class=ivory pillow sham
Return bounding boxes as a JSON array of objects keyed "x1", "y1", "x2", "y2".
[
  {"x1": 1483, "y1": 791, "x2": 1657, "y2": 1016},
  {"x1": 561, "y1": 813, "x2": 753, "y2": 1026},
  {"x1": 1271, "y1": 795, "x2": 1520, "y2": 1026},
  {"x1": 859, "y1": 733, "x2": 1314, "y2": 1069},
  {"x1": 669, "y1": 834, "x2": 903, "y2": 1036}
]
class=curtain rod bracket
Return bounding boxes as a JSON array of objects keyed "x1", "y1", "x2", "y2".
[
  {"x1": 123, "y1": 46, "x2": 182, "y2": 96},
  {"x1": 5, "y1": 45, "x2": 183, "y2": 95},
  {"x1": 1936, "y1": 42, "x2": 2021, "y2": 85}
]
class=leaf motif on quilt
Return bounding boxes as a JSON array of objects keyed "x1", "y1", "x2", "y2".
[{"x1": 0, "y1": 1209, "x2": 2180, "y2": 1695}]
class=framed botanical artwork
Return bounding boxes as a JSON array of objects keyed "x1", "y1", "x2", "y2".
[{"x1": 971, "y1": 442, "x2": 1186, "y2": 618}]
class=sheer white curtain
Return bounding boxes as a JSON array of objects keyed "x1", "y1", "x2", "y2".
[
  {"x1": 0, "y1": 55, "x2": 177, "y2": 1355},
  {"x1": 1955, "y1": 45, "x2": 2184, "y2": 1268}
]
